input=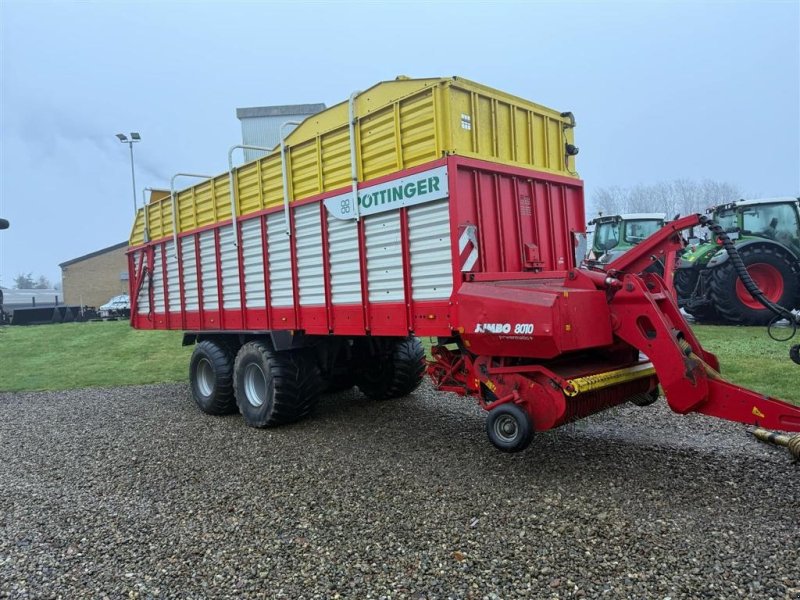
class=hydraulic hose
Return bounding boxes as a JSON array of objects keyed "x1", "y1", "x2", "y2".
[
  {"x1": 698, "y1": 215, "x2": 799, "y2": 345},
  {"x1": 750, "y1": 427, "x2": 800, "y2": 462}
]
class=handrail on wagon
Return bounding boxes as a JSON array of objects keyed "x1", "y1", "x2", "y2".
[
  {"x1": 279, "y1": 121, "x2": 302, "y2": 236},
  {"x1": 170, "y1": 173, "x2": 214, "y2": 255},
  {"x1": 228, "y1": 144, "x2": 275, "y2": 245},
  {"x1": 348, "y1": 90, "x2": 362, "y2": 221},
  {"x1": 141, "y1": 187, "x2": 153, "y2": 243}
]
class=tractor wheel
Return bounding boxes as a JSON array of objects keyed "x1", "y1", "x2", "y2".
[
  {"x1": 233, "y1": 341, "x2": 322, "y2": 428},
  {"x1": 486, "y1": 403, "x2": 533, "y2": 453},
  {"x1": 674, "y1": 269, "x2": 720, "y2": 323},
  {"x1": 673, "y1": 269, "x2": 697, "y2": 300},
  {"x1": 189, "y1": 340, "x2": 237, "y2": 415},
  {"x1": 685, "y1": 304, "x2": 721, "y2": 323},
  {"x1": 709, "y1": 245, "x2": 799, "y2": 326},
  {"x1": 355, "y1": 336, "x2": 425, "y2": 401},
  {"x1": 790, "y1": 345, "x2": 800, "y2": 365},
  {"x1": 629, "y1": 388, "x2": 660, "y2": 407}
]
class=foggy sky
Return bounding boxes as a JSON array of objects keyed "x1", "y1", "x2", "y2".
[{"x1": 1, "y1": 0, "x2": 798, "y2": 288}]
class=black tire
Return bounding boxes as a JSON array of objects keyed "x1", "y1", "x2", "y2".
[
  {"x1": 629, "y1": 388, "x2": 659, "y2": 407},
  {"x1": 644, "y1": 261, "x2": 664, "y2": 276},
  {"x1": 189, "y1": 340, "x2": 237, "y2": 415},
  {"x1": 674, "y1": 269, "x2": 721, "y2": 323},
  {"x1": 486, "y1": 403, "x2": 533, "y2": 453},
  {"x1": 233, "y1": 341, "x2": 321, "y2": 428},
  {"x1": 709, "y1": 245, "x2": 800, "y2": 326},
  {"x1": 684, "y1": 303, "x2": 721, "y2": 323},
  {"x1": 790, "y1": 344, "x2": 800, "y2": 365},
  {"x1": 220, "y1": 336, "x2": 243, "y2": 357},
  {"x1": 673, "y1": 269, "x2": 696, "y2": 302},
  {"x1": 355, "y1": 336, "x2": 425, "y2": 400}
]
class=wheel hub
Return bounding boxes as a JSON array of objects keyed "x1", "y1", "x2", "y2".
[
  {"x1": 196, "y1": 358, "x2": 215, "y2": 397},
  {"x1": 494, "y1": 414, "x2": 519, "y2": 442},
  {"x1": 243, "y1": 363, "x2": 267, "y2": 408}
]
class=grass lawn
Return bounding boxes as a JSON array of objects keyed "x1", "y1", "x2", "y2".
[
  {"x1": 0, "y1": 321, "x2": 189, "y2": 392},
  {"x1": 0, "y1": 321, "x2": 798, "y2": 406},
  {"x1": 690, "y1": 325, "x2": 799, "y2": 404}
]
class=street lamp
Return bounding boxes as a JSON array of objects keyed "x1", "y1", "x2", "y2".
[{"x1": 116, "y1": 132, "x2": 141, "y2": 215}]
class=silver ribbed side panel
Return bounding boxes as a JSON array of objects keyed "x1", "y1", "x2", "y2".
[
  {"x1": 240, "y1": 217, "x2": 265, "y2": 308},
  {"x1": 294, "y1": 204, "x2": 325, "y2": 306},
  {"x1": 364, "y1": 211, "x2": 404, "y2": 302},
  {"x1": 165, "y1": 240, "x2": 180, "y2": 312},
  {"x1": 219, "y1": 224, "x2": 241, "y2": 309},
  {"x1": 135, "y1": 251, "x2": 149, "y2": 315},
  {"x1": 267, "y1": 212, "x2": 293, "y2": 307},
  {"x1": 181, "y1": 236, "x2": 199, "y2": 311},
  {"x1": 407, "y1": 199, "x2": 453, "y2": 300},
  {"x1": 152, "y1": 245, "x2": 165, "y2": 313},
  {"x1": 199, "y1": 230, "x2": 219, "y2": 310},
  {"x1": 327, "y1": 213, "x2": 361, "y2": 304}
]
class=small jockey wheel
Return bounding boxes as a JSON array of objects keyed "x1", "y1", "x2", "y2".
[{"x1": 486, "y1": 403, "x2": 533, "y2": 453}]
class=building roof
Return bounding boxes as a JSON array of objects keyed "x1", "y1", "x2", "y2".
[
  {"x1": 60, "y1": 241, "x2": 128, "y2": 268},
  {"x1": 236, "y1": 103, "x2": 326, "y2": 119}
]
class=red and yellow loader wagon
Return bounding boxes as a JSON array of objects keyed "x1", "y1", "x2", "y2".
[{"x1": 128, "y1": 76, "x2": 800, "y2": 452}]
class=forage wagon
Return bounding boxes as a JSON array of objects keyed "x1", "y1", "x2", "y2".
[{"x1": 128, "y1": 76, "x2": 800, "y2": 451}]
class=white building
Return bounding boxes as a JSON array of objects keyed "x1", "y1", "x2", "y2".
[{"x1": 236, "y1": 103, "x2": 326, "y2": 162}]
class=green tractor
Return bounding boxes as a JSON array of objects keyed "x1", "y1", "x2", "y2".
[
  {"x1": 675, "y1": 197, "x2": 800, "y2": 325},
  {"x1": 587, "y1": 213, "x2": 666, "y2": 265}
]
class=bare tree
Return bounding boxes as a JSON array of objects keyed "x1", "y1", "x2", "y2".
[
  {"x1": 34, "y1": 275, "x2": 52, "y2": 289},
  {"x1": 592, "y1": 179, "x2": 741, "y2": 218},
  {"x1": 592, "y1": 185, "x2": 628, "y2": 216}
]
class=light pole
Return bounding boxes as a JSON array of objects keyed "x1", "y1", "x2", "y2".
[{"x1": 116, "y1": 132, "x2": 141, "y2": 215}]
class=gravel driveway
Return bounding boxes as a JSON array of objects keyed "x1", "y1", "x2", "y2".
[{"x1": 1, "y1": 381, "x2": 798, "y2": 599}]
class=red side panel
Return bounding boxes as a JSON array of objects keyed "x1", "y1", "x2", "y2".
[
  {"x1": 455, "y1": 277, "x2": 613, "y2": 359},
  {"x1": 449, "y1": 157, "x2": 585, "y2": 275}
]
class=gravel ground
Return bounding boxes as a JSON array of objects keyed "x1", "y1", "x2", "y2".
[{"x1": 0, "y1": 381, "x2": 798, "y2": 599}]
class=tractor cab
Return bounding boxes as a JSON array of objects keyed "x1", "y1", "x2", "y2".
[
  {"x1": 711, "y1": 199, "x2": 800, "y2": 252},
  {"x1": 587, "y1": 213, "x2": 666, "y2": 264}
]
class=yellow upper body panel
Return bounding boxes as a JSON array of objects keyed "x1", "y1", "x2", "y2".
[{"x1": 130, "y1": 76, "x2": 578, "y2": 245}]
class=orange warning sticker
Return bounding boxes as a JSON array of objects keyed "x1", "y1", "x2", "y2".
[{"x1": 752, "y1": 406, "x2": 766, "y2": 419}]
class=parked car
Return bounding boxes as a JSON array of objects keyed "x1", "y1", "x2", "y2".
[{"x1": 98, "y1": 294, "x2": 130, "y2": 318}]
